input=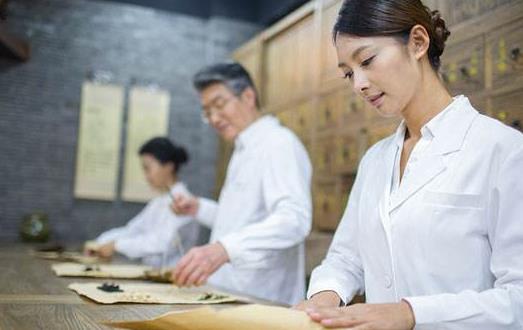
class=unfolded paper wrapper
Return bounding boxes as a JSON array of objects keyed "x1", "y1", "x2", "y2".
[
  {"x1": 69, "y1": 282, "x2": 241, "y2": 305},
  {"x1": 52, "y1": 262, "x2": 152, "y2": 279},
  {"x1": 105, "y1": 304, "x2": 327, "y2": 330}
]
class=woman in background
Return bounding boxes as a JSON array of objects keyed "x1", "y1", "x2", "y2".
[
  {"x1": 85, "y1": 137, "x2": 199, "y2": 268},
  {"x1": 296, "y1": 0, "x2": 523, "y2": 329}
]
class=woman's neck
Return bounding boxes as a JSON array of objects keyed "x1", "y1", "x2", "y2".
[
  {"x1": 402, "y1": 72, "x2": 453, "y2": 140},
  {"x1": 163, "y1": 176, "x2": 177, "y2": 191}
]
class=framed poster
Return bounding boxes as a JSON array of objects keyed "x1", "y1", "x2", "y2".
[
  {"x1": 121, "y1": 86, "x2": 170, "y2": 202},
  {"x1": 74, "y1": 82, "x2": 124, "y2": 200}
]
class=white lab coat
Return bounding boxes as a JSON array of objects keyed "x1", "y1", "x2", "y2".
[
  {"x1": 96, "y1": 182, "x2": 199, "y2": 267},
  {"x1": 196, "y1": 115, "x2": 312, "y2": 305},
  {"x1": 308, "y1": 96, "x2": 523, "y2": 329}
]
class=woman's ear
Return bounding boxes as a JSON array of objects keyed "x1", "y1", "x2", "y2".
[
  {"x1": 408, "y1": 24, "x2": 430, "y2": 61},
  {"x1": 165, "y1": 162, "x2": 176, "y2": 175}
]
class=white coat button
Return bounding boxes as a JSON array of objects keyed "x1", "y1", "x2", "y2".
[{"x1": 384, "y1": 275, "x2": 392, "y2": 288}]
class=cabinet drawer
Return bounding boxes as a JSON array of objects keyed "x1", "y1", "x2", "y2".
[
  {"x1": 313, "y1": 137, "x2": 335, "y2": 174},
  {"x1": 333, "y1": 133, "x2": 360, "y2": 173},
  {"x1": 487, "y1": 19, "x2": 523, "y2": 90},
  {"x1": 491, "y1": 88, "x2": 523, "y2": 131},
  {"x1": 441, "y1": 35, "x2": 485, "y2": 95},
  {"x1": 313, "y1": 181, "x2": 342, "y2": 231},
  {"x1": 339, "y1": 89, "x2": 366, "y2": 129}
]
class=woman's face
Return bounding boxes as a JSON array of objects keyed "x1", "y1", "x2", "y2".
[
  {"x1": 140, "y1": 154, "x2": 174, "y2": 191},
  {"x1": 335, "y1": 34, "x2": 421, "y2": 118}
]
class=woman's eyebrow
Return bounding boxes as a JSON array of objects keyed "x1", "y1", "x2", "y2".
[
  {"x1": 338, "y1": 45, "x2": 372, "y2": 68},
  {"x1": 351, "y1": 45, "x2": 371, "y2": 60}
]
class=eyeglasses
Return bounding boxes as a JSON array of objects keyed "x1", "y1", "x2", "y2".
[{"x1": 201, "y1": 96, "x2": 234, "y2": 124}]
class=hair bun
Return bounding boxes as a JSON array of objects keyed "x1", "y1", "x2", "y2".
[
  {"x1": 426, "y1": 9, "x2": 450, "y2": 70},
  {"x1": 173, "y1": 146, "x2": 189, "y2": 165},
  {"x1": 430, "y1": 10, "x2": 451, "y2": 57}
]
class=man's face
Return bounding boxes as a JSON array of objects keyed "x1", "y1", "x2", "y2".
[{"x1": 199, "y1": 83, "x2": 256, "y2": 141}]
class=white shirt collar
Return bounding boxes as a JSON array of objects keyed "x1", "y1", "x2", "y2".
[
  {"x1": 235, "y1": 115, "x2": 279, "y2": 150},
  {"x1": 392, "y1": 95, "x2": 466, "y2": 148},
  {"x1": 168, "y1": 181, "x2": 187, "y2": 195}
]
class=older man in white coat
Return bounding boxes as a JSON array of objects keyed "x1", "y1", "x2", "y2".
[{"x1": 170, "y1": 62, "x2": 312, "y2": 305}]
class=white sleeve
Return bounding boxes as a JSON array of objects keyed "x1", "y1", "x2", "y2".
[
  {"x1": 114, "y1": 216, "x2": 192, "y2": 260},
  {"x1": 219, "y1": 136, "x2": 312, "y2": 268},
  {"x1": 95, "y1": 202, "x2": 153, "y2": 244},
  {"x1": 403, "y1": 144, "x2": 523, "y2": 329},
  {"x1": 307, "y1": 158, "x2": 367, "y2": 304},
  {"x1": 195, "y1": 197, "x2": 219, "y2": 229},
  {"x1": 95, "y1": 227, "x2": 128, "y2": 244}
]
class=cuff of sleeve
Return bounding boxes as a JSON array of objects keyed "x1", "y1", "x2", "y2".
[
  {"x1": 196, "y1": 198, "x2": 217, "y2": 228},
  {"x1": 218, "y1": 235, "x2": 242, "y2": 267},
  {"x1": 306, "y1": 279, "x2": 350, "y2": 305},
  {"x1": 113, "y1": 239, "x2": 136, "y2": 259},
  {"x1": 402, "y1": 296, "x2": 439, "y2": 325}
]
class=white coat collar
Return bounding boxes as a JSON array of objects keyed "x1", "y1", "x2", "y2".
[
  {"x1": 428, "y1": 95, "x2": 479, "y2": 155},
  {"x1": 392, "y1": 95, "x2": 478, "y2": 154},
  {"x1": 384, "y1": 95, "x2": 479, "y2": 212}
]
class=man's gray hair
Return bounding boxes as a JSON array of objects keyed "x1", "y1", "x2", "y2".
[{"x1": 193, "y1": 61, "x2": 259, "y2": 107}]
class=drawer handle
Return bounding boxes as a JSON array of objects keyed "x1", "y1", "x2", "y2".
[
  {"x1": 322, "y1": 200, "x2": 330, "y2": 212},
  {"x1": 512, "y1": 119, "x2": 521, "y2": 130},
  {"x1": 460, "y1": 66, "x2": 470, "y2": 78},
  {"x1": 343, "y1": 148, "x2": 350, "y2": 160},
  {"x1": 511, "y1": 47, "x2": 520, "y2": 61},
  {"x1": 299, "y1": 117, "x2": 305, "y2": 126},
  {"x1": 325, "y1": 107, "x2": 331, "y2": 119}
]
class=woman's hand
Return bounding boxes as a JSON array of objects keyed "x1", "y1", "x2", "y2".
[
  {"x1": 306, "y1": 301, "x2": 415, "y2": 330},
  {"x1": 294, "y1": 291, "x2": 342, "y2": 311},
  {"x1": 83, "y1": 240, "x2": 100, "y2": 256},
  {"x1": 85, "y1": 241, "x2": 115, "y2": 259},
  {"x1": 171, "y1": 194, "x2": 199, "y2": 216}
]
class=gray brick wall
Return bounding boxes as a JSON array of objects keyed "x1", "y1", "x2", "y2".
[{"x1": 0, "y1": 0, "x2": 259, "y2": 242}]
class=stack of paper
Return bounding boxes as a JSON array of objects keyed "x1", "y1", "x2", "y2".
[
  {"x1": 52, "y1": 263, "x2": 152, "y2": 279},
  {"x1": 69, "y1": 282, "x2": 240, "y2": 305},
  {"x1": 104, "y1": 304, "x2": 327, "y2": 329}
]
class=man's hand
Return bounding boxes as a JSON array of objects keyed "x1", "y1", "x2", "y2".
[
  {"x1": 294, "y1": 291, "x2": 342, "y2": 311},
  {"x1": 170, "y1": 242, "x2": 229, "y2": 286},
  {"x1": 306, "y1": 301, "x2": 415, "y2": 330},
  {"x1": 171, "y1": 194, "x2": 199, "y2": 216}
]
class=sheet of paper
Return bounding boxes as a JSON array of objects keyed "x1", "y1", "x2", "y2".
[
  {"x1": 105, "y1": 304, "x2": 327, "y2": 329},
  {"x1": 52, "y1": 263, "x2": 152, "y2": 279},
  {"x1": 74, "y1": 82, "x2": 124, "y2": 200},
  {"x1": 33, "y1": 251, "x2": 99, "y2": 264},
  {"x1": 69, "y1": 282, "x2": 239, "y2": 305},
  {"x1": 121, "y1": 86, "x2": 170, "y2": 202}
]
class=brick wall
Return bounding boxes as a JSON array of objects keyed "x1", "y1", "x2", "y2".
[{"x1": 0, "y1": 0, "x2": 259, "y2": 242}]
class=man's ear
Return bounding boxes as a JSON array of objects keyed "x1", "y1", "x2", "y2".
[
  {"x1": 408, "y1": 24, "x2": 430, "y2": 61},
  {"x1": 240, "y1": 87, "x2": 257, "y2": 109}
]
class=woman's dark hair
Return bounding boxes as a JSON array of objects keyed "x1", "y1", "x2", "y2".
[
  {"x1": 333, "y1": 0, "x2": 451, "y2": 71},
  {"x1": 139, "y1": 137, "x2": 189, "y2": 173}
]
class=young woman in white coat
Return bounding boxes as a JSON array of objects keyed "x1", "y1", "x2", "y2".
[
  {"x1": 85, "y1": 137, "x2": 199, "y2": 268},
  {"x1": 296, "y1": 1, "x2": 523, "y2": 329}
]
